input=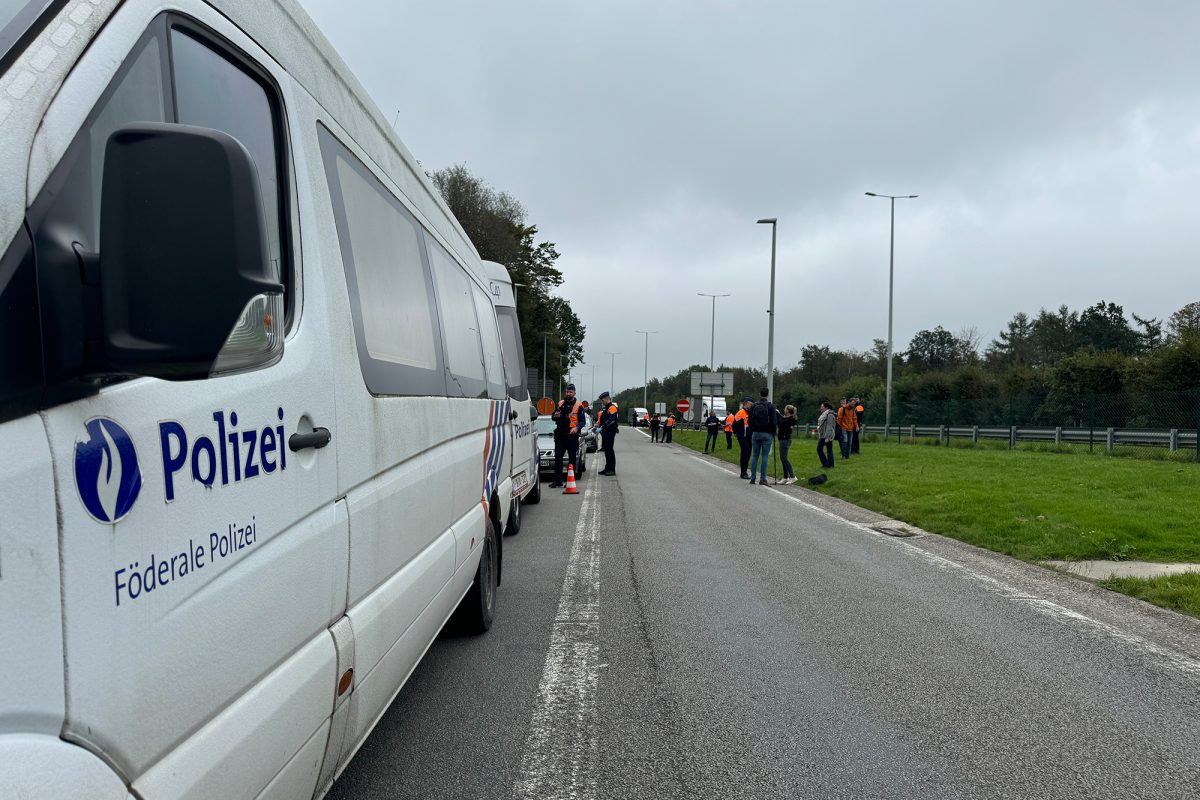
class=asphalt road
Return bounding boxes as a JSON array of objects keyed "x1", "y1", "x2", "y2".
[{"x1": 328, "y1": 430, "x2": 1200, "y2": 800}]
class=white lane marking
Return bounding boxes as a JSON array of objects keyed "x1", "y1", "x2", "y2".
[
  {"x1": 515, "y1": 479, "x2": 602, "y2": 800},
  {"x1": 689, "y1": 453, "x2": 1200, "y2": 679}
]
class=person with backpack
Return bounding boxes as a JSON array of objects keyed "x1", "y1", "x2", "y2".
[
  {"x1": 817, "y1": 401, "x2": 837, "y2": 468},
  {"x1": 748, "y1": 388, "x2": 778, "y2": 486},
  {"x1": 732, "y1": 397, "x2": 752, "y2": 478},
  {"x1": 776, "y1": 405, "x2": 797, "y2": 484}
]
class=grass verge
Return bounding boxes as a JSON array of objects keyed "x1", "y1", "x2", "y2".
[{"x1": 671, "y1": 429, "x2": 1200, "y2": 617}]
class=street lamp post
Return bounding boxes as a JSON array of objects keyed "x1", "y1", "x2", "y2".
[
  {"x1": 542, "y1": 332, "x2": 549, "y2": 399},
  {"x1": 635, "y1": 330, "x2": 658, "y2": 410},
  {"x1": 756, "y1": 218, "x2": 778, "y2": 401},
  {"x1": 697, "y1": 293, "x2": 730, "y2": 412},
  {"x1": 865, "y1": 192, "x2": 918, "y2": 437},
  {"x1": 605, "y1": 352, "x2": 621, "y2": 395}
]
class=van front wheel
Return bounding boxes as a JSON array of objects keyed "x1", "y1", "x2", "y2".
[
  {"x1": 524, "y1": 469, "x2": 541, "y2": 505},
  {"x1": 506, "y1": 492, "x2": 522, "y2": 536},
  {"x1": 457, "y1": 517, "x2": 498, "y2": 634}
]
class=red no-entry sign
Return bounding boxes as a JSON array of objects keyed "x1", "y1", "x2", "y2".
[{"x1": 676, "y1": 398, "x2": 690, "y2": 413}]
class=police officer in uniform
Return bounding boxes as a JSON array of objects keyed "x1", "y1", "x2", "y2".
[
  {"x1": 550, "y1": 384, "x2": 583, "y2": 487},
  {"x1": 597, "y1": 391, "x2": 619, "y2": 475}
]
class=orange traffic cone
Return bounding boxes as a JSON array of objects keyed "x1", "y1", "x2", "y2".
[{"x1": 563, "y1": 463, "x2": 580, "y2": 494}]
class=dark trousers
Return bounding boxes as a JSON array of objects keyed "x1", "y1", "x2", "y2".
[
  {"x1": 726, "y1": 431, "x2": 733, "y2": 449},
  {"x1": 650, "y1": 425, "x2": 659, "y2": 442},
  {"x1": 818, "y1": 438, "x2": 835, "y2": 468},
  {"x1": 704, "y1": 429, "x2": 718, "y2": 451},
  {"x1": 738, "y1": 435, "x2": 750, "y2": 475},
  {"x1": 601, "y1": 429, "x2": 617, "y2": 472},
  {"x1": 851, "y1": 429, "x2": 861, "y2": 454},
  {"x1": 664, "y1": 427, "x2": 673, "y2": 443},
  {"x1": 779, "y1": 438, "x2": 793, "y2": 478},
  {"x1": 553, "y1": 433, "x2": 580, "y2": 482}
]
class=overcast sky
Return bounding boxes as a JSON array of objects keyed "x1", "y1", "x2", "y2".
[{"x1": 298, "y1": 0, "x2": 1200, "y2": 395}]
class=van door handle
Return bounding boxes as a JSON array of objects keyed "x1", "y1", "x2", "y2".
[{"x1": 289, "y1": 427, "x2": 332, "y2": 452}]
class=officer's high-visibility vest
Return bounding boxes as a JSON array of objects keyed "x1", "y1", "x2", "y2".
[
  {"x1": 665, "y1": 416, "x2": 675, "y2": 427},
  {"x1": 724, "y1": 415, "x2": 734, "y2": 433}
]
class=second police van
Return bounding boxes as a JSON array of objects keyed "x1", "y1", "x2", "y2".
[{"x1": 0, "y1": 0, "x2": 535, "y2": 797}]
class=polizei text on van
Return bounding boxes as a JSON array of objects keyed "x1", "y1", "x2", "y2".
[{"x1": 159, "y1": 408, "x2": 287, "y2": 500}]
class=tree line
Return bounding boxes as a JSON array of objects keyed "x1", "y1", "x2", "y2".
[
  {"x1": 432, "y1": 165, "x2": 584, "y2": 391},
  {"x1": 616, "y1": 301, "x2": 1200, "y2": 429}
]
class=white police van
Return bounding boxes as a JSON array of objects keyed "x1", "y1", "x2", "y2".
[
  {"x1": 481, "y1": 259, "x2": 540, "y2": 512},
  {"x1": 0, "y1": 1, "x2": 529, "y2": 797}
]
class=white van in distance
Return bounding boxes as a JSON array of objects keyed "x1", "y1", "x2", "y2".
[{"x1": 0, "y1": 1, "x2": 528, "y2": 797}]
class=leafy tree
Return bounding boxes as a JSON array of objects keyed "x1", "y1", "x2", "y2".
[
  {"x1": 1074, "y1": 301, "x2": 1138, "y2": 354},
  {"x1": 1032, "y1": 305, "x2": 1079, "y2": 365},
  {"x1": 799, "y1": 344, "x2": 837, "y2": 385},
  {"x1": 905, "y1": 326, "x2": 963, "y2": 372},
  {"x1": 1167, "y1": 301, "x2": 1200, "y2": 341}
]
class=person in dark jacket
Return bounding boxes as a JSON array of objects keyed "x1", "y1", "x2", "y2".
[
  {"x1": 776, "y1": 404, "x2": 797, "y2": 483},
  {"x1": 649, "y1": 413, "x2": 660, "y2": 442},
  {"x1": 703, "y1": 410, "x2": 720, "y2": 453},
  {"x1": 748, "y1": 388, "x2": 778, "y2": 486},
  {"x1": 550, "y1": 384, "x2": 583, "y2": 487},
  {"x1": 597, "y1": 391, "x2": 619, "y2": 475},
  {"x1": 851, "y1": 397, "x2": 864, "y2": 454}
]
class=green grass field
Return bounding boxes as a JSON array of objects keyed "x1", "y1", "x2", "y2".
[{"x1": 672, "y1": 429, "x2": 1200, "y2": 616}]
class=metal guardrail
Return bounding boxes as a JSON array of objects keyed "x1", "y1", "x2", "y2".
[
  {"x1": 846, "y1": 424, "x2": 1199, "y2": 452},
  {"x1": 674, "y1": 421, "x2": 1199, "y2": 453}
]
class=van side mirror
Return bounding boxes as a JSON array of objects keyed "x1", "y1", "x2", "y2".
[
  {"x1": 530, "y1": 404, "x2": 538, "y2": 421},
  {"x1": 100, "y1": 123, "x2": 284, "y2": 380}
]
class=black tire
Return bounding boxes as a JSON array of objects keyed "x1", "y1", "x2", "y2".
[
  {"x1": 505, "y1": 491, "x2": 522, "y2": 536},
  {"x1": 524, "y1": 469, "x2": 541, "y2": 505},
  {"x1": 456, "y1": 517, "x2": 498, "y2": 634}
]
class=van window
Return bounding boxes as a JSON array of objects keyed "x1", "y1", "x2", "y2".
[
  {"x1": 495, "y1": 307, "x2": 528, "y2": 400},
  {"x1": 426, "y1": 236, "x2": 486, "y2": 398},
  {"x1": 471, "y1": 284, "x2": 506, "y2": 400},
  {"x1": 22, "y1": 15, "x2": 294, "y2": 409},
  {"x1": 318, "y1": 125, "x2": 447, "y2": 396},
  {"x1": 171, "y1": 29, "x2": 283, "y2": 278}
]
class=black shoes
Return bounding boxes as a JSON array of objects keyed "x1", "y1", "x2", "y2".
[
  {"x1": 599, "y1": 470, "x2": 615, "y2": 476},
  {"x1": 549, "y1": 481, "x2": 564, "y2": 488}
]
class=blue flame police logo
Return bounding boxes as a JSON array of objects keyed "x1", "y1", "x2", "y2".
[{"x1": 74, "y1": 417, "x2": 142, "y2": 523}]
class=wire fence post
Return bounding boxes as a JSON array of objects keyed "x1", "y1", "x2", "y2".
[
  {"x1": 1088, "y1": 393, "x2": 1095, "y2": 454},
  {"x1": 1195, "y1": 389, "x2": 1200, "y2": 463}
]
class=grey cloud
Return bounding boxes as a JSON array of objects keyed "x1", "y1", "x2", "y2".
[{"x1": 299, "y1": 0, "x2": 1200, "y2": 391}]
